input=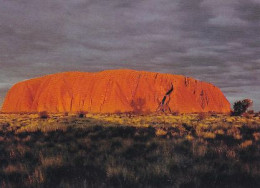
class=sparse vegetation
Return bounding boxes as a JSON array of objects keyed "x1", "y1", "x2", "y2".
[{"x1": 0, "y1": 113, "x2": 259, "y2": 187}]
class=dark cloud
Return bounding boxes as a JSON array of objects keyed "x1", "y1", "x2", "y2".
[{"x1": 0, "y1": 0, "x2": 259, "y2": 110}]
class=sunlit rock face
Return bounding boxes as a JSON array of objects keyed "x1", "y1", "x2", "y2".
[{"x1": 1, "y1": 69, "x2": 230, "y2": 113}]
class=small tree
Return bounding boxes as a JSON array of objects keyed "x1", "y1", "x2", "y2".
[{"x1": 233, "y1": 99, "x2": 253, "y2": 116}]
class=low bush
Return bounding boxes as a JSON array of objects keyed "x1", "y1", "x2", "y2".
[
  {"x1": 77, "y1": 111, "x2": 87, "y2": 118},
  {"x1": 38, "y1": 111, "x2": 49, "y2": 119}
]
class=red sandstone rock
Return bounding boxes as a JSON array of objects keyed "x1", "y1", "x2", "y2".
[{"x1": 1, "y1": 69, "x2": 231, "y2": 113}]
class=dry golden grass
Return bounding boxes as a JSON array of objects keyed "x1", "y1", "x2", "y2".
[
  {"x1": 155, "y1": 128, "x2": 167, "y2": 136},
  {"x1": 240, "y1": 140, "x2": 253, "y2": 148},
  {"x1": 0, "y1": 112, "x2": 259, "y2": 187}
]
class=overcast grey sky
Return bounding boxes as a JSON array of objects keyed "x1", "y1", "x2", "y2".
[{"x1": 0, "y1": 0, "x2": 260, "y2": 110}]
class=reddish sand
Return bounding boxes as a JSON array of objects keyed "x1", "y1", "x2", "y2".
[{"x1": 1, "y1": 69, "x2": 231, "y2": 113}]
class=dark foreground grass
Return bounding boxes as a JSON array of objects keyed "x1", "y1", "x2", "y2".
[{"x1": 0, "y1": 115, "x2": 260, "y2": 188}]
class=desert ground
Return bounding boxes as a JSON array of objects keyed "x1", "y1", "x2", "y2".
[{"x1": 0, "y1": 112, "x2": 260, "y2": 187}]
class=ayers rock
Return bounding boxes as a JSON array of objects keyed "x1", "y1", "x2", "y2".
[{"x1": 1, "y1": 69, "x2": 230, "y2": 113}]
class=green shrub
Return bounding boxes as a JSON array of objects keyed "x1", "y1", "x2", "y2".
[{"x1": 232, "y1": 99, "x2": 253, "y2": 116}]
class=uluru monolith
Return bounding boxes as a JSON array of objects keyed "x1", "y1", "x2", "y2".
[{"x1": 1, "y1": 69, "x2": 231, "y2": 113}]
